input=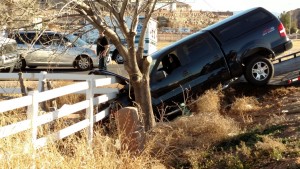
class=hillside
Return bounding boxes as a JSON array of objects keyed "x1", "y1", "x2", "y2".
[{"x1": 153, "y1": 9, "x2": 232, "y2": 32}]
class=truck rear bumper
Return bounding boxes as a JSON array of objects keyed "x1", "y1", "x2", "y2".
[
  {"x1": 273, "y1": 40, "x2": 293, "y2": 56},
  {"x1": 284, "y1": 40, "x2": 293, "y2": 51}
]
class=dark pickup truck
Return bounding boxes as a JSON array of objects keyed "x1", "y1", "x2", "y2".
[{"x1": 91, "y1": 7, "x2": 293, "y2": 117}]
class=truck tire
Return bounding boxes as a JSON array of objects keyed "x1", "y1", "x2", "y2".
[{"x1": 244, "y1": 57, "x2": 274, "y2": 86}]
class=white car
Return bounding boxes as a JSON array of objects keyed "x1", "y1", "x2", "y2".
[
  {"x1": 0, "y1": 37, "x2": 18, "y2": 70},
  {"x1": 11, "y1": 30, "x2": 99, "y2": 70}
]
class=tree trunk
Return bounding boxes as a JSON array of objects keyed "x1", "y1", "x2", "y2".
[
  {"x1": 132, "y1": 76, "x2": 156, "y2": 131},
  {"x1": 126, "y1": 56, "x2": 156, "y2": 131}
]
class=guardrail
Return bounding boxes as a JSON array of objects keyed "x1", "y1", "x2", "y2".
[
  {"x1": 0, "y1": 71, "x2": 120, "y2": 149},
  {"x1": 273, "y1": 50, "x2": 300, "y2": 63}
]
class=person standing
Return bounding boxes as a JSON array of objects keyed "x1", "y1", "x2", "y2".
[{"x1": 96, "y1": 30, "x2": 110, "y2": 70}]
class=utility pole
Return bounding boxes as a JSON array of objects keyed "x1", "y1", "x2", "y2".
[{"x1": 289, "y1": 11, "x2": 292, "y2": 35}]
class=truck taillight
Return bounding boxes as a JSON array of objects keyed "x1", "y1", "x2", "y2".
[
  {"x1": 287, "y1": 76, "x2": 300, "y2": 84},
  {"x1": 278, "y1": 23, "x2": 287, "y2": 37}
]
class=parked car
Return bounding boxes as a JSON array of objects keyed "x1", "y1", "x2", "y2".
[
  {"x1": 86, "y1": 39, "x2": 112, "y2": 64},
  {"x1": 10, "y1": 30, "x2": 99, "y2": 70},
  {"x1": 0, "y1": 37, "x2": 18, "y2": 71},
  {"x1": 90, "y1": 7, "x2": 293, "y2": 119},
  {"x1": 81, "y1": 16, "x2": 158, "y2": 64}
]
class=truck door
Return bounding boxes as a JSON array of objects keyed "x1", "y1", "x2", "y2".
[{"x1": 150, "y1": 32, "x2": 230, "y2": 105}]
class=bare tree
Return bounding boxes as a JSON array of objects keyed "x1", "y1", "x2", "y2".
[
  {"x1": 57, "y1": 0, "x2": 166, "y2": 131},
  {"x1": 0, "y1": 0, "x2": 44, "y2": 33},
  {"x1": 2, "y1": 0, "x2": 176, "y2": 131}
]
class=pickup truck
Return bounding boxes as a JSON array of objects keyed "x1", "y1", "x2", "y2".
[{"x1": 90, "y1": 7, "x2": 293, "y2": 118}]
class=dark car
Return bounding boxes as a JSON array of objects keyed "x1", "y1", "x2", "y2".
[{"x1": 91, "y1": 7, "x2": 293, "y2": 119}]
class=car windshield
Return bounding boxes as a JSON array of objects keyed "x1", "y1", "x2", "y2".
[
  {"x1": 0, "y1": 42, "x2": 17, "y2": 55},
  {"x1": 65, "y1": 34, "x2": 88, "y2": 47}
]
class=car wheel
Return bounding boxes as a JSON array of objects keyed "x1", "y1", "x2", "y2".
[
  {"x1": 244, "y1": 57, "x2": 274, "y2": 86},
  {"x1": 14, "y1": 58, "x2": 26, "y2": 70},
  {"x1": 115, "y1": 53, "x2": 124, "y2": 64},
  {"x1": 112, "y1": 51, "x2": 124, "y2": 64},
  {"x1": 76, "y1": 55, "x2": 91, "y2": 71}
]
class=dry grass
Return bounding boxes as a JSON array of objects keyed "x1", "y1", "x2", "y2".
[
  {"x1": 1, "y1": 82, "x2": 300, "y2": 168},
  {"x1": 147, "y1": 88, "x2": 241, "y2": 167},
  {"x1": 230, "y1": 96, "x2": 262, "y2": 124},
  {"x1": 0, "y1": 113, "x2": 162, "y2": 169},
  {"x1": 193, "y1": 87, "x2": 223, "y2": 114}
]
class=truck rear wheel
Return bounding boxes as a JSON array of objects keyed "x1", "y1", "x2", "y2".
[{"x1": 244, "y1": 57, "x2": 274, "y2": 86}]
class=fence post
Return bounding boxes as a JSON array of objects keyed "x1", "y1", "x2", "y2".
[
  {"x1": 18, "y1": 72, "x2": 27, "y2": 96},
  {"x1": 27, "y1": 90, "x2": 39, "y2": 149},
  {"x1": 37, "y1": 71, "x2": 47, "y2": 92},
  {"x1": 86, "y1": 78, "x2": 94, "y2": 146}
]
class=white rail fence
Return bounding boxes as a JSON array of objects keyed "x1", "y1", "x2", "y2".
[{"x1": 0, "y1": 71, "x2": 120, "y2": 149}]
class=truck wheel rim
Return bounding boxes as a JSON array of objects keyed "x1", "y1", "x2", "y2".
[{"x1": 252, "y1": 61, "x2": 269, "y2": 81}]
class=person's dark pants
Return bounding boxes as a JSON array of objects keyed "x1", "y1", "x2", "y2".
[{"x1": 99, "y1": 56, "x2": 107, "y2": 70}]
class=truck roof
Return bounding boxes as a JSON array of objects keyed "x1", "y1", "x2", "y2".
[{"x1": 203, "y1": 7, "x2": 272, "y2": 31}]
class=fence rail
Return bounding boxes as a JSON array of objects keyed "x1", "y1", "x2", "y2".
[
  {"x1": 157, "y1": 33, "x2": 189, "y2": 42},
  {"x1": 0, "y1": 71, "x2": 120, "y2": 149}
]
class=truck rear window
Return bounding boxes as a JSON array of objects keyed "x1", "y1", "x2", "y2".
[{"x1": 218, "y1": 11, "x2": 273, "y2": 42}]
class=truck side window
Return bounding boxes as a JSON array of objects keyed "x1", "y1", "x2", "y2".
[
  {"x1": 153, "y1": 52, "x2": 182, "y2": 83},
  {"x1": 185, "y1": 35, "x2": 225, "y2": 76},
  {"x1": 162, "y1": 53, "x2": 181, "y2": 74},
  {"x1": 219, "y1": 21, "x2": 243, "y2": 42}
]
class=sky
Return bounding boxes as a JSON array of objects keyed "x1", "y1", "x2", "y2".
[{"x1": 182, "y1": 0, "x2": 300, "y2": 14}]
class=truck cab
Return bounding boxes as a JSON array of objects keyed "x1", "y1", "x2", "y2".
[{"x1": 149, "y1": 31, "x2": 231, "y2": 107}]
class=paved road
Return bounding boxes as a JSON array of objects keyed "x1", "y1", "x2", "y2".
[
  {"x1": 5, "y1": 64, "x2": 129, "y2": 77},
  {"x1": 270, "y1": 56, "x2": 300, "y2": 85}
]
